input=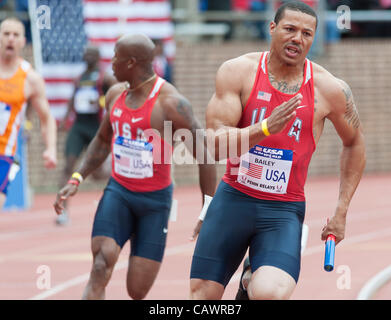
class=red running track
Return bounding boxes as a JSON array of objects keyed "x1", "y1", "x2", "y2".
[{"x1": 0, "y1": 173, "x2": 390, "y2": 300}]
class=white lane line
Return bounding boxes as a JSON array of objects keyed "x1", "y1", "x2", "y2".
[
  {"x1": 302, "y1": 227, "x2": 391, "y2": 256},
  {"x1": 29, "y1": 242, "x2": 195, "y2": 300},
  {"x1": 229, "y1": 227, "x2": 391, "y2": 285},
  {"x1": 357, "y1": 265, "x2": 391, "y2": 300},
  {"x1": 30, "y1": 226, "x2": 391, "y2": 300}
]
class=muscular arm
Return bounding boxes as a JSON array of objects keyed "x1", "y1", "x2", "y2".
[
  {"x1": 322, "y1": 79, "x2": 366, "y2": 244},
  {"x1": 163, "y1": 93, "x2": 217, "y2": 198},
  {"x1": 54, "y1": 84, "x2": 124, "y2": 214},
  {"x1": 207, "y1": 58, "x2": 301, "y2": 160},
  {"x1": 162, "y1": 92, "x2": 217, "y2": 240},
  {"x1": 76, "y1": 112, "x2": 112, "y2": 179},
  {"x1": 27, "y1": 70, "x2": 57, "y2": 168}
]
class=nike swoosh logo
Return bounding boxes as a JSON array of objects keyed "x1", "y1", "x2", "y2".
[
  {"x1": 296, "y1": 105, "x2": 307, "y2": 109},
  {"x1": 131, "y1": 117, "x2": 143, "y2": 123}
]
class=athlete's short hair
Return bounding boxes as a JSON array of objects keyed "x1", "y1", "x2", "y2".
[
  {"x1": 274, "y1": 1, "x2": 318, "y2": 29},
  {"x1": 0, "y1": 17, "x2": 26, "y2": 35}
]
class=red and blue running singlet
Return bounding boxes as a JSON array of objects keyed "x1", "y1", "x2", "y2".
[
  {"x1": 110, "y1": 77, "x2": 172, "y2": 192},
  {"x1": 223, "y1": 52, "x2": 316, "y2": 202}
]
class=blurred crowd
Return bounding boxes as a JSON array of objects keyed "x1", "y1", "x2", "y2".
[
  {"x1": 1, "y1": 0, "x2": 391, "y2": 43},
  {"x1": 199, "y1": 0, "x2": 391, "y2": 39},
  {"x1": 328, "y1": 0, "x2": 391, "y2": 37}
]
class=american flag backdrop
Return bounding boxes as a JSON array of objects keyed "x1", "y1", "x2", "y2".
[{"x1": 36, "y1": 0, "x2": 175, "y2": 121}]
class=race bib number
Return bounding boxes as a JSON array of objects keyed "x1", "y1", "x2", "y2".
[
  {"x1": 0, "y1": 102, "x2": 11, "y2": 135},
  {"x1": 113, "y1": 136, "x2": 153, "y2": 179},
  {"x1": 237, "y1": 145, "x2": 293, "y2": 194},
  {"x1": 74, "y1": 87, "x2": 100, "y2": 114}
]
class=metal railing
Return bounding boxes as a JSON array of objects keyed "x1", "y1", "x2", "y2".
[
  {"x1": 172, "y1": 8, "x2": 391, "y2": 23},
  {"x1": 0, "y1": 10, "x2": 29, "y2": 21}
]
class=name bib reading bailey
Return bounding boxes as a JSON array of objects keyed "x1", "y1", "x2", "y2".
[
  {"x1": 113, "y1": 136, "x2": 153, "y2": 179},
  {"x1": 237, "y1": 145, "x2": 293, "y2": 194}
]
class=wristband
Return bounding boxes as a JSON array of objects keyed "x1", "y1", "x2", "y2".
[
  {"x1": 199, "y1": 195, "x2": 213, "y2": 221},
  {"x1": 67, "y1": 179, "x2": 80, "y2": 186},
  {"x1": 261, "y1": 119, "x2": 271, "y2": 136},
  {"x1": 71, "y1": 172, "x2": 84, "y2": 183}
]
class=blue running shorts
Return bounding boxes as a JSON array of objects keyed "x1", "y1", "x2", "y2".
[
  {"x1": 92, "y1": 177, "x2": 173, "y2": 262},
  {"x1": 0, "y1": 155, "x2": 13, "y2": 195},
  {"x1": 191, "y1": 181, "x2": 305, "y2": 286}
]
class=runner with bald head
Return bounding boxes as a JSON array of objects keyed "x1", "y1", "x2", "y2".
[
  {"x1": 0, "y1": 17, "x2": 57, "y2": 210},
  {"x1": 118, "y1": 33, "x2": 155, "y2": 62},
  {"x1": 54, "y1": 33, "x2": 216, "y2": 299}
]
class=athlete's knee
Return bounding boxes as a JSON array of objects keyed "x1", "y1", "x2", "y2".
[
  {"x1": 248, "y1": 266, "x2": 296, "y2": 300},
  {"x1": 190, "y1": 279, "x2": 224, "y2": 300},
  {"x1": 189, "y1": 279, "x2": 203, "y2": 299},
  {"x1": 90, "y1": 254, "x2": 114, "y2": 284},
  {"x1": 127, "y1": 283, "x2": 148, "y2": 300},
  {"x1": 248, "y1": 276, "x2": 295, "y2": 300},
  {"x1": 248, "y1": 281, "x2": 289, "y2": 300},
  {"x1": 90, "y1": 242, "x2": 119, "y2": 287},
  {"x1": 126, "y1": 257, "x2": 161, "y2": 300},
  {"x1": 127, "y1": 270, "x2": 151, "y2": 300}
]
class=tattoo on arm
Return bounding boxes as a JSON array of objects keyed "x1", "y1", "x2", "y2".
[
  {"x1": 341, "y1": 83, "x2": 360, "y2": 129},
  {"x1": 174, "y1": 96, "x2": 211, "y2": 163},
  {"x1": 176, "y1": 97, "x2": 199, "y2": 133}
]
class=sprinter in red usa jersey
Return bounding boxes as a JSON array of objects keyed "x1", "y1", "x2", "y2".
[
  {"x1": 190, "y1": 1, "x2": 365, "y2": 300},
  {"x1": 54, "y1": 34, "x2": 216, "y2": 300}
]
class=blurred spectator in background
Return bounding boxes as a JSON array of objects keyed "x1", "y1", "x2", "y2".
[
  {"x1": 324, "y1": 0, "x2": 341, "y2": 44},
  {"x1": 327, "y1": 0, "x2": 391, "y2": 38},
  {"x1": 199, "y1": 0, "x2": 208, "y2": 11},
  {"x1": 231, "y1": 1, "x2": 268, "y2": 39},
  {"x1": 380, "y1": 0, "x2": 391, "y2": 8},
  {"x1": 56, "y1": 45, "x2": 115, "y2": 226},
  {"x1": 205, "y1": 0, "x2": 231, "y2": 10},
  {"x1": 152, "y1": 38, "x2": 173, "y2": 83},
  {"x1": 249, "y1": 1, "x2": 268, "y2": 39},
  {"x1": 366, "y1": 0, "x2": 391, "y2": 37},
  {"x1": 15, "y1": 0, "x2": 31, "y2": 43},
  {"x1": 0, "y1": 0, "x2": 10, "y2": 10},
  {"x1": 232, "y1": 0, "x2": 250, "y2": 11},
  {"x1": 200, "y1": 0, "x2": 233, "y2": 39}
]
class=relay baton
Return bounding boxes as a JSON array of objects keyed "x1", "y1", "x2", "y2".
[{"x1": 324, "y1": 234, "x2": 336, "y2": 272}]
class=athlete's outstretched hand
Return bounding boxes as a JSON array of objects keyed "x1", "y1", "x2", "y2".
[
  {"x1": 53, "y1": 183, "x2": 79, "y2": 215},
  {"x1": 43, "y1": 148, "x2": 57, "y2": 169},
  {"x1": 266, "y1": 94, "x2": 302, "y2": 135},
  {"x1": 321, "y1": 215, "x2": 346, "y2": 245}
]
